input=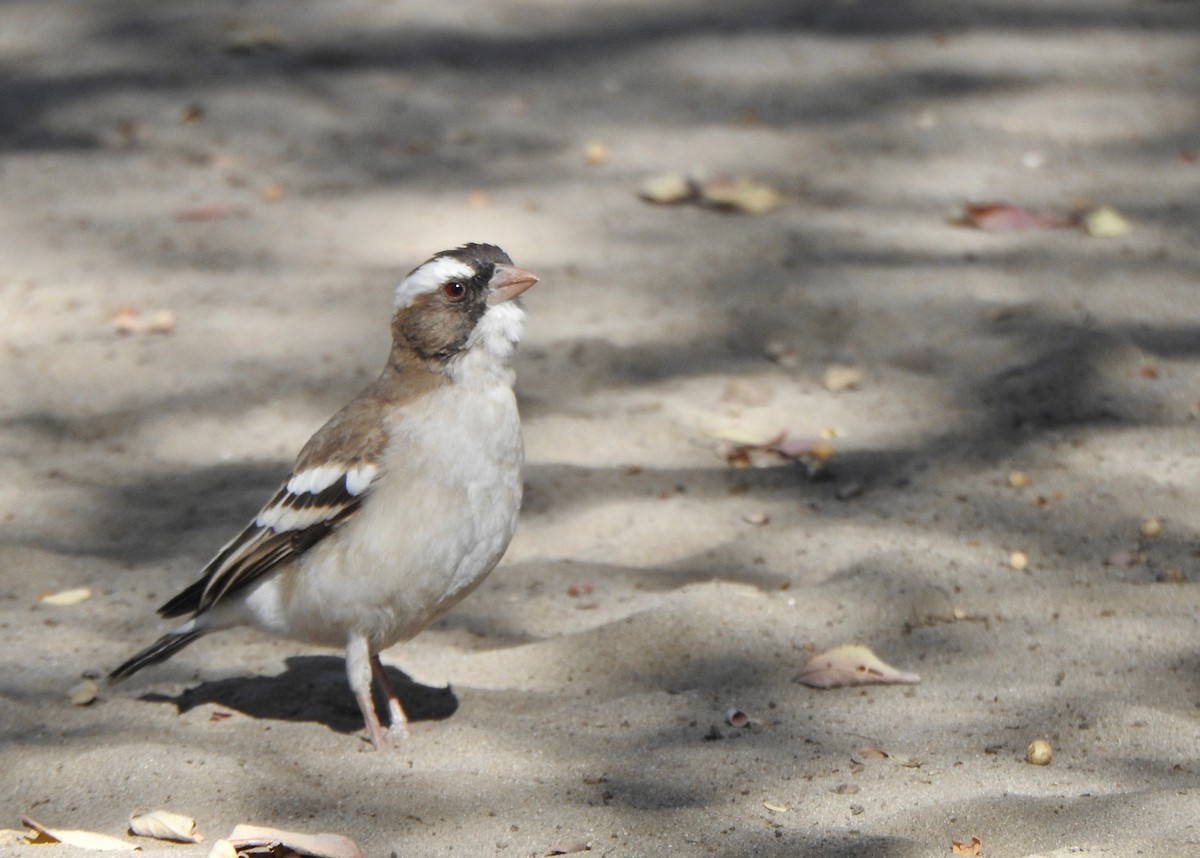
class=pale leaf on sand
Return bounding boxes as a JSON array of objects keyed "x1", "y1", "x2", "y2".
[
  {"x1": 70, "y1": 678, "x2": 99, "y2": 706},
  {"x1": 698, "y1": 175, "x2": 781, "y2": 214},
  {"x1": 206, "y1": 840, "x2": 238, "y2": 858},
  {"x1": 220, "y1": 824, "x2": 363, "y2": 858},
  {"x1": 794, "y1": 644, "x2": 920, "y2": 689},
  {"x1": 38, "y1": 587, "x2": 92, "y2": 606},
  {"x1": 21, "y1": 816, "x2": 138, "y2": 851},
  {"x1": 129, "y1": 810, "x2": 204, "y2": 843}
]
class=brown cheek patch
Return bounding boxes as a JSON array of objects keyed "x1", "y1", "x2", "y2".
[{"x1": 395, "y1": 291, "x2": 486, "y2": 360}]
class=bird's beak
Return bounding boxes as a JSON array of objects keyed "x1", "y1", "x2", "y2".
[{"x1": 487, "y1": 264, "x2": 539, "y2": 305}]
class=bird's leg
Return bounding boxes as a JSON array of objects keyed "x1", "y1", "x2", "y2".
[
  {"x1": 371, "y1": 653, "x2": 411, "y2": 741},
  {"x1": 346, "y1": 634, "x2": 391, "y2": 751}
]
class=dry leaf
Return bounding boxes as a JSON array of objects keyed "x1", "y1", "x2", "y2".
[
  {"x1": 1006, "y1": 470, "x2": 1031, "y2": 488},
  {"x1": 583, "y1": 141, "x2": 610, "y2": 165},
  {"x1": 70, "y1": 678, "x2": 99, "y2": 706},
  {"x1": 951, "y1": 836, "x2": 983, "y2": 856},
  {"x1": 1140, "y1": 517, "x2": 1163, "y2": 538},
  {"x1": 1025, "y1": 739, "x2": 1052, "y2": 766},
  {"x1": 638, "y1": 173, "x2": 696, "y2": 205},
  {"x1": 823, "y1": 364, "x2": 864, "y2": 392},
  {"x1": 1083, "y1": 205, "x2": 1131, "y2": 237},
  {"x1": 545, "y1": 839, "x2": 590, "y2": 855},
  {"x1": 222, "y1": 824, "x2": 362, "y2": 858},
  {"x1": 21, "y1": 816, "x2": 138, "y2": 851},
  {"x1": 261, "y1": 182, "x2": 286, "y2": 203},
  {"x1": 174, "y1": 202, "x2": 241, "y2": 222},
  {"x1": 794, "y1": 644, "x2": 920, "y2": 689},
  {"x1": 708, "y1": 426, "x2": 834, "y2": 471},
  {"x1": 111, "y1": 307, "x2": 176, "y2": 335},
  {"x1": 1157, "y1": 566, "x2": 1187, "y2": 584},
  {"x1": 962, "y1": 202, "x2": 1073, "y2": 231},
  {"x1": 39, "y1": 586, "x2": 93, "y2": 605},
  {"x1": 129, "y1": 810, "x2": 204, "y2": 843},
  {"x1": 698, "y1": 176, "x2": 781, "y2": 214},
  {"x1": 854, "y1": 746, "x2": 889, "y2": 760},
  {"x1": 207, "y1": 841, "x2": 238, "y2": 858},
  {"x1": 224, "y1": 25, "x2": 285, "y2": 53}
]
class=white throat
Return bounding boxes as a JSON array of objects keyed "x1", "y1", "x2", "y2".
[{"x1": 449, "y1": 301, "x2": 526, "y2": 387}]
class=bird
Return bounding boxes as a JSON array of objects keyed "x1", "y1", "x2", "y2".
[{"x1": 109, "y1": 243, "x2": 538, "y2": 751}]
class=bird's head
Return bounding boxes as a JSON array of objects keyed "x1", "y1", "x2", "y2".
[{"x1": 391, "y1": 243, "x2": 538, "y2": 367}]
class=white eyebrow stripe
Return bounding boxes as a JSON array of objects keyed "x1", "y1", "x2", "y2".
[{"x1": 393, "y1": 257, "x2": 476, "y2": 308}]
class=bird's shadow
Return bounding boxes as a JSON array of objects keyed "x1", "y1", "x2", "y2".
[{"x1": 141, "y1": 655, "x2": 458, "y2": 735}]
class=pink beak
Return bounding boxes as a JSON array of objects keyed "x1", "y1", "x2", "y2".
[{"x1": 487, "y1": 264, "x2": 539, "y2": 305}]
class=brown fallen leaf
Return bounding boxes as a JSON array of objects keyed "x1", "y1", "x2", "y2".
[
  {"x1": 21, "y1": 816, "x2": 139, "y2": 851},
  {"x1": 220, "y1": 824, "x2": 362, "y2": 858},
  {"x1": 261, "y1": 182, "x2": 286, "y2": 203},
  {"x1": 174, "y1": 202, "x2": 242, "y2": 222},
  {"x1": 545, "y1": 839, "x2": 590, "y2": 855},
  {"x1": 583, "y1": 141, "x2": 610, "y2": 166},
  {"x1": 38, "y1": 586, "x2": 93, "y2": 605},
  {"x1": 698, "y1": 175, "x2": 782, "y2": 214},
  {"x1": 111, "y1": 307, "x2": 176, "y2": 335},
  {"x1": 961, "y1": 201, "x2": 1074, "y2": 231},
  {"x1": 129, "y1": 810, "x2": 203, "y2": 844},
  {"x1": 1006, "y1": 470, "x2": 1031, "y2": 488},
  {"x1": 951, "y1": 836, "x2": 983, "y2": 856},
  {"x1": 794, "y1": 644, "x2": 920, "y2": 689},
  {"x1": 823, "y1": 364, "x2": 864, "y2": 392},
  {"x1": 854, "y1": 746, "x2": 890, "y2": 760},
  {"x1": 638, "y1": 173, "x2": 697, "y2": 205},
  {"x1": 709, "y1": 427, "x2": 834, "y2": 471}
]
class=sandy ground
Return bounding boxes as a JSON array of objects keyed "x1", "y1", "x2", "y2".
[{"x1": 3, "y1": 1, "x2": 1200, "y2": 856}]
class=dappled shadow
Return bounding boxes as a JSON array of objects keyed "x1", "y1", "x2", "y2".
[{"x1": 3, "y1": 1, "x2": 1200, "y2": 854}]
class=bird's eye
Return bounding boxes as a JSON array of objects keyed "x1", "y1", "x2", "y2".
[{"x1": 441, "y1": 281, "x2": 466, "y2": 301}]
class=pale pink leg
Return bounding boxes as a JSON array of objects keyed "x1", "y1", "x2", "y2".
[
  {"x1": 371, "y1": 653, "x2": 410, "y2": 740},
  {"x1": 346, "y1": 635, "x2": 392, "y2": 751}
]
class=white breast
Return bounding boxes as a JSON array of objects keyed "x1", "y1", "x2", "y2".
[{"x1": 247, "y1": 380, "x2": 523, "y2": 650}]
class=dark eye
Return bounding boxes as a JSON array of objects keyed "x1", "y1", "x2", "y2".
[{"x1": 441, "y1": 281, "x2": 466, "y2": 301}]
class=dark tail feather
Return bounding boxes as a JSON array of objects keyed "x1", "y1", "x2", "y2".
[
  {"x1": 158, "y1": 578, "x2": 208, "y2": 619},
  {"x1": 109, "y1": 630, "x2": 204, "y2": 681}
]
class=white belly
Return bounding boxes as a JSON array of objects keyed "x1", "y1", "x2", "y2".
[{"x1": 245, "y1": 382, "x2": 523, "y2": 649}]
